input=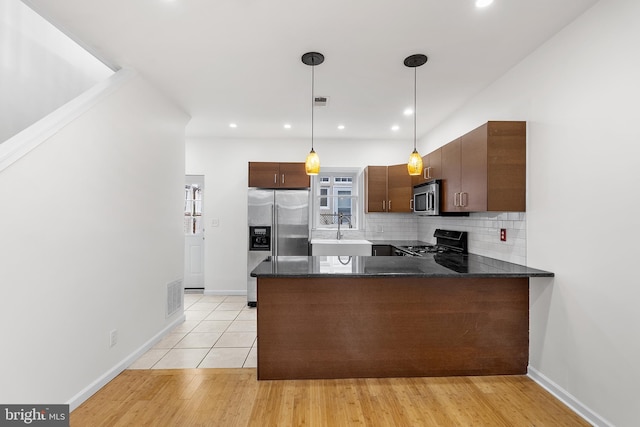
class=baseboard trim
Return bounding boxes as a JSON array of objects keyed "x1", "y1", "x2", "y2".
[
  {"x1": 66, "y1": 313, "x2": 185, "y2": 411},
  {"x1": 204, "y1": 290, "x2": 247, "y2": 296},
  {"x1": 527, "y1": 366, "x2": 611, "y2": 427}
]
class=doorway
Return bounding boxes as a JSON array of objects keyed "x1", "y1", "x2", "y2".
[{"x1": 184, "y1": 175, "x2": 205, "y2": 290}]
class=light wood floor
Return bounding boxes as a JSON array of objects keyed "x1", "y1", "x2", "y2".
[{"x1": 71, "y1": 369, "x2": 589, "y2": 426}]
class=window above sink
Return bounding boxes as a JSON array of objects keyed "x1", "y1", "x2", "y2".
[{"x1": 312, "y1": 167, "x2": 361, "y2": 231}]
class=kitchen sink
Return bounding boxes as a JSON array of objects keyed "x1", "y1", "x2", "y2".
[{"x1": 310, "y1": 239, "x2": 372, "y2": 256}]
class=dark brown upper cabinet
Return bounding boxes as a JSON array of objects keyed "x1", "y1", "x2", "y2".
[
  {"x1": 365, "y1": 164, "x2": 412, "y2": 213},
  {"x1": 440, "y1": 121, "x2": 526, "y2": 213},
  {"x1": 248, "y1": 162, "x2": 310, "y2": 188},
  {"x1": 411, "y1": 148, "x2": 442, "y2": 187}
]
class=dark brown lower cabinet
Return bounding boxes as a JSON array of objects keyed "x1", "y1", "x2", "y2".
[
  {"x1": 257, "y1": 276, "x2": 529, "y2": 380},
  {"x1": 372, "y1": 245, "x2": 392, "y2": 256}
]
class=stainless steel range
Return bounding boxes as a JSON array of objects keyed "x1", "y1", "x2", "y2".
[{"x1": 395, "y1": 229, "x2": 468, "y2": 257}]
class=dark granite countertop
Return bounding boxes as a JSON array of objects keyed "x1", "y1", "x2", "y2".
[{"x1": 251, "y1": 254, "x2": 554, "y2": 278}]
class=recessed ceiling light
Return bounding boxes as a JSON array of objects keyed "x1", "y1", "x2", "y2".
[
  {"x1": 391, "y1": 125, "x2": 400, "y2": 131},
  {"x1": 403, "y1": 108, "x2": 414, "y2": 116},
  {"x1": 475, "y1": 0, "x2": 494, "y2": 8},
  {"x1": 337, "y1": 125, "x2": 345, "y2": 130},
  {"x1": 284, "y1": 124, "x2": 292, "y2": 129},
  {"x1": 229, "y1": 123, "x2": 237, "y2": 128}
]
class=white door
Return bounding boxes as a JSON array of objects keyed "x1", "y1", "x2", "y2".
[{"x1": 184, "y1": 175, "x2": 205, "y2": 289}]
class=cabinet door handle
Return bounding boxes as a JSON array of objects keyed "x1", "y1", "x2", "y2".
[
  {"x1": 426, "y1": 166, "x2": 432, "y2": 179},
  {"x1": 454, "y1": 192, "x2": 459, "y2": 207},
  {"x1": 410, "y1": 199, "x2": 414, "y2": 211},
  {"x1": 461, "y1": 192, "x2": 467, "y2": 207},
  {"x1": 274, "y1": 174, "x2": 278, "y2": 184},
  {"x1": 388, "y1": 200, "x2": 392, "y2": 211},
  {"x1": 423, "y1": 167, "x2": 427, "y2": 179},
  {"x1": 382, "y1": 200, "x2": 385, "y2": 211},
  {"x1": 282, "y1": 174, "x2": 285, "y2": 184}
]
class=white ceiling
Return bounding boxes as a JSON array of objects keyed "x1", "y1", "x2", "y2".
[{"x1": 24, "y1": 0, "x2": 598, "y2": 141}]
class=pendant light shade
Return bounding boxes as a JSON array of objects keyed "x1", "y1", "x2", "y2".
[
  {"x1": 407, "y1": 149, "x2": 423, "y2": 176},
  {"x1": 305, "y1": 149, "x2": 320, "y2": 175},
  {"x1": 404, "y1": 54, "x2": 428, "y2": 176},
  {"x1": 302, "y1": 52, "x2": 324, "y2": 175}
]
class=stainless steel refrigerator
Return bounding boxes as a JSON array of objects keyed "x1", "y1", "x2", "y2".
[{"x1": 247, "y1": 189, "x2": 310, "y2": 306}]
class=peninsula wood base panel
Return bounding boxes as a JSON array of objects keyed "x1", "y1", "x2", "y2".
[{"x1": 256, "y1": 277, "x2": 529, "y2": 380}]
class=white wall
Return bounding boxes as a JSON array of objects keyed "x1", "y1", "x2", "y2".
[
  {"x1": 185, "y1": 137, "x2": 411, "y2": 293},
  {"x1": 418, "y1": 0, "x2": 639, "y2": 425},
  {"x1": 0, "y1": 71, "x2": 189, "y2": 407},
  {"x1": 0, "y1": 0, "x2": 113, "y2": 143}
]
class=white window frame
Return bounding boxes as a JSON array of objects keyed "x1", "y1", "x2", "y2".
[{"x1": 311, "y1": 167, "x2": 362, "y2": 230}]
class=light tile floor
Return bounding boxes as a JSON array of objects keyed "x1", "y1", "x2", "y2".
[{"x1": 128, "y1": 294, "x2": 257, "y2": 370}]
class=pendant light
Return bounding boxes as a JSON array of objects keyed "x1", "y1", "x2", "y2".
[
  {"x1": 302, "y1": 52, "x2": 324, "y2": 175},
  {"x1": 404, "y1": 54, "x2": 428, "y2": 176}
]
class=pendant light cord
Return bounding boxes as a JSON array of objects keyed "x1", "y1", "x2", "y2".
[
  {"x1": 413, "y1": 66, "x2": 417, "y2": 151},
  {"x1": 311, "y1": 60, "x2": 315, "y2": 151}
]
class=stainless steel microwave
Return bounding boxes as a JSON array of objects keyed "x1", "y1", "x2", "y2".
[{"x1": 413, "y1": 180, "x2": 440, "y2": 216}]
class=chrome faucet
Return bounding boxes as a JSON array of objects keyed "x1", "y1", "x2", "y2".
[{"x1": 336, "y1": 213, "x2": 352, "y2": 240}]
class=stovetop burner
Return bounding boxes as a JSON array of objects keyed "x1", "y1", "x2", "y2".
[
  {"x1": 399, "y1": 244, "x2": 462, "y2": 256},
  {"x1": 396, "y1": 229, "x2": 468, "y2": 257}
]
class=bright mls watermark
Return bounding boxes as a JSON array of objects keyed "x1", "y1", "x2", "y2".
[{"x1": 1, "y1": 405, "x2": 68, "y2": 426}]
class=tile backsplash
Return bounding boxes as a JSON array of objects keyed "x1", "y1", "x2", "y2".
[
  {"x1": 311, "y1": 213, "x2": 417, "y2": 241},
  {"x1": 417, "y1": 212, "x2": 527, "y2": 265},
  {"x1": 312, "y1": 212, "x2": 526, "y2": 265},
  {"x1": 364, "y1": 213, "x2": 418, "y2": 240}
]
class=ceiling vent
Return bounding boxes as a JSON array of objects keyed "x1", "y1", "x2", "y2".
[{"x1": 314, "y1": 96, "x2": 329, "y2": 107}]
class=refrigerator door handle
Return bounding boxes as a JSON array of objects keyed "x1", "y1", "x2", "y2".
[{"x1": 272, "y1": 203, "x2": 277, "y2": 256}]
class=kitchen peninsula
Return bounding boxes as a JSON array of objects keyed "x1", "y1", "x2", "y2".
[{"x1": 251, "y1": 254, "x2": 553, "y2": 380}]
